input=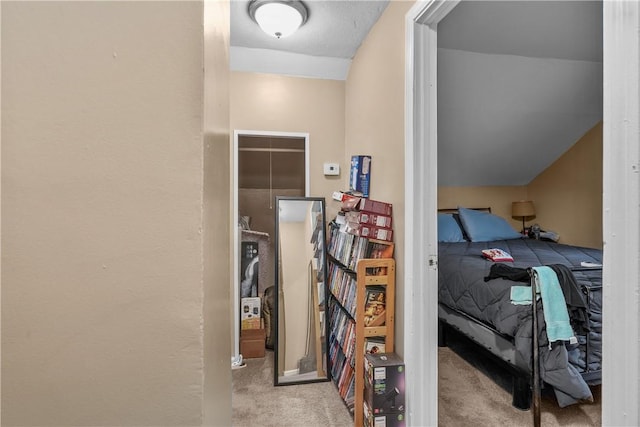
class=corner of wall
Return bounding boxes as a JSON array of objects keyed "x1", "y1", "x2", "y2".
[
  {"x1": 203, "y1": 1, "x2": 233, "y2": 425},
  {"x1": 526, "y1": 121, "x2": 603, "y2": 248}
]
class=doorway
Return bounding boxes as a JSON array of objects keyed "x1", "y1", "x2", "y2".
[
  {"x1": 405, "y1": 1, "x2": 640, "y2": 426},
  {"x1": 232, "y1": 130, "x2": 309, "y2": 366}
]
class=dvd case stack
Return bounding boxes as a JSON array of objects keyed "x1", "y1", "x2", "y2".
[{"x1": 326, "y1": 192, "x2": 396, "y2": 423}]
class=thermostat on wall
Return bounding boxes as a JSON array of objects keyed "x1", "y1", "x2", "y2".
[{"x1": 323, "y1": 162, "x2": 340, "y2": 176}]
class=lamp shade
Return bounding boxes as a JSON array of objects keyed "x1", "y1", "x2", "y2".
[
  {"x1": 512, "y1": 200, "x2": 536, "y2": 218},
  {"x1": 249, "y1": 0, "x2": 308, "y2": 39}
]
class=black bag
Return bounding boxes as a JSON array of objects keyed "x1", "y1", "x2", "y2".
[{"x1": 262, "y1": 286, "x2": 275, "y2": 349}]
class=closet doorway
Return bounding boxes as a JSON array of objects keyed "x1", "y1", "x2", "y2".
[{"x1": 232, "y1": 130, "x2": 309, "y2": 366}]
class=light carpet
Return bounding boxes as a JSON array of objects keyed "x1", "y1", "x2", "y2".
[
  {"x1": 232, "y1": 350, "x2": 352, "y2": 427},
  {"x1": 233, "y1": 345, "x2": 601, "y2": 426},
  {"x1": 438, "y1": 338, "x2": 601, "y2": 426}
]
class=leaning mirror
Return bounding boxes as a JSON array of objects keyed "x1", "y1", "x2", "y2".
[{"x1": 274, "y1": 196, "x2": 329, "y2": 385}]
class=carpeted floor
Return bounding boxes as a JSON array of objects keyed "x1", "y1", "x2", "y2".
[
  {"x1": 438, "y1": 333, "x2": 601, "y2": 426},
  {"x1": 232, "y1": 350, "x2": 352, "y2": 427},
  {"x1": 232, "y1": 344, "x2": 601, "y2": 427}
]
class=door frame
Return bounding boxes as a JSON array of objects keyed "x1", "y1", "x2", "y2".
[
  {"x1": 404, "y1": 1, "x2": 640, "y2": 425},
  {"x1": 231, "y1": 130, "x2": 309, "y2": 365},
  {"x1": 403, "y1": 2, "x2": 459, "y2": 425}
]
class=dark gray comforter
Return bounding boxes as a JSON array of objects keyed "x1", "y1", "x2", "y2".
[{"x1": 438, "y1": 238, "x2": 602, "y2": 407}]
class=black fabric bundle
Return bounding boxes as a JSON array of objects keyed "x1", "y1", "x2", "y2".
[
  {"x1": 483, "y1": 263, "x2": 590, "y2": 335},
  {"x1": 483, "y1": 263, "x2": 530, "y2": 282}
]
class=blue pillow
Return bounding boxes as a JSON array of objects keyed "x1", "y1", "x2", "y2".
[
  {"x1": 438, "y1": 213, "x2": 466, "y2": 242},
  {"x1": 457, "y1": 207, "x2": 522, "y2": 242}
]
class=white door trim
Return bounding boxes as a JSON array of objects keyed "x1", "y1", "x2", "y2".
[
  {"x1": 404, "y1": 1, "x2": 459, "y2": 425},
  {"x1": 231, "y1": 130, "x2": 309, "y2": 366},
  {"x1": 602, "y1": 2, "x2": 640, "y2": 425},
  {"x1": 405, "y1": 1, "x2": 640, "y2": 426}
]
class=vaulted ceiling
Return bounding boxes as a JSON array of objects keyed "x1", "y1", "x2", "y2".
[
  {"x1": 230, "y1": 1, "x2": 603, "y2": 186},
  {"x1": 437, "y1": 1, "x2": 603, "y2": 186}
]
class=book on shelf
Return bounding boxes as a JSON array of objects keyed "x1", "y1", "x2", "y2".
[
  {"x1": 364, "y1": 336, "x2": 386, "y2": 355},
  {"x1": 364, "y1": 242, "x2": 394, "y2": 276},
  {"x1": 344, "y1": 210, "x2": 392, "y2": 229},
  {"x1": 311, "y1": 255, "x2": 326, "y2": 291},
  {"x1": 309, "y1": 212, "x2": 324, "y2": 244},
  {"x1": 363, "y1": 286, "x2": 386, "y2": 327},
  {"x1": 344, "y1": 375, "x2": 356, "y2": 409},
  {"x1": 317, "y1": 280, "x2": 325, "y2": 305},
  {"x1": 328, "y1": 223, "x2": 395, "y2": 277},
  {"x1": 368, "y1": 242, "x2": 394, "y2": 259}
]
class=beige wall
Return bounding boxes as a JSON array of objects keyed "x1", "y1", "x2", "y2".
[
  {"x1": 437, "y1": 122, "x2": 603, "y2": 249},
  {"x1": 2, "y1": 2, "x2": 231, "y2": 425},
  {"x1": 231, "y1": 72, "x2": 346, "y2": 221},
  {"x1": 344, "y1": 1, "x2": 415, "y2": 358},
  {"x1": 528, "y1": 121, "x2": 603, "y2": 249},
  {"x1": 203, "y1": 0, "x2": 232, "y2": 425}
]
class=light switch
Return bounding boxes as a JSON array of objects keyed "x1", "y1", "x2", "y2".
[{"x1": 324, "y1": 163, "x2": 340, "y2": 176}]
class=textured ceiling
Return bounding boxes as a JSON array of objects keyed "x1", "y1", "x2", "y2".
[
  {"x1": 231, "y1": 0, "x2": 389, "y2": 58},
  {"x1": 231, "y1": 1, "x2": 601, "y2": 63}
]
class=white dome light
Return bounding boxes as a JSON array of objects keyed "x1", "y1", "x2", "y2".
[{"x1": 249, "y1": 0, "x2": 308, "y2": 39}]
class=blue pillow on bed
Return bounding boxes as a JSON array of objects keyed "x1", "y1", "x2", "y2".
[
  {"x1": 438, "y1": 213, "x2": 466, "y2": 242},
  {"x1": 457, "y1": 207, "x2": 522, "y2": 242}
]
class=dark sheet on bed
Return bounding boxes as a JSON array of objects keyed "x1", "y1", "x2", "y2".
[{"x1": 438, "y1": 238, "x2": 602, "y2": 407}]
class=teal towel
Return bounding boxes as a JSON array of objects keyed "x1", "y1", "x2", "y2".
[
  {"x1": 510, "y1": 286, "x2": 538, "y2": 305},
  {"x1": 532, "y1": 266, "x2": 576, "y2": 344}
]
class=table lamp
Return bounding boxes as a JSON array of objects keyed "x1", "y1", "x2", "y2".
[{"x1": 512, "y1": 200, "x2": 536, "y2": 234}]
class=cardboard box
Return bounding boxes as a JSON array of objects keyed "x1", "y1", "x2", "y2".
[
  {"x1": 241, "y1": 297, "x2": 261, "y2": 328},
  {"x1": 240, "y1": 328, "x2": 266, "y2": 359},
  {"x1": 346, "y1": 223, "x2": 393, "y2": 242},
  {"x1": 364, "y1": 353, "x2": 406, "y2": 415},
  {"x1": 344, "y1": 210, "x2": 392, "y2": 229},
  {"x1": 358, "y1": 198, "x2": 393, "y2": 216},
  {"x1": 364, "y1": 401, "x2": 405, "y2": 427},
  {"x1": 350, "y1": 155, "x2": 372, "y2": 198},
  {"x1": 340, "y1": 195, "x2": 393, "y2": 216},
  {"x1": 241, "y1": 317, "x2": 261, "y2": 330}
]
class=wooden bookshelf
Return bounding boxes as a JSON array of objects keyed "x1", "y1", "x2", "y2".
[
  {"x1": 327, "y1": 223, "x2": 395, "y2": 427},
  {"x1": 354, "y1": 258, "x2": 395, "y2": 427}
]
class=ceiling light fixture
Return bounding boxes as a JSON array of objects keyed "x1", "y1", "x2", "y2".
[{"x1": 249, "y1": 0, "x2": 308, "y2": 39}]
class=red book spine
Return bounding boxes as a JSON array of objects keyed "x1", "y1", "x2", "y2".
[{"x1": 358, "y1": 198, "x2": 393, "y2": 216}]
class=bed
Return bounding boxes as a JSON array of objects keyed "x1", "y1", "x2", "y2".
[{"x1": 437, "y1": 207, "x2": 602, "y2": 413}]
